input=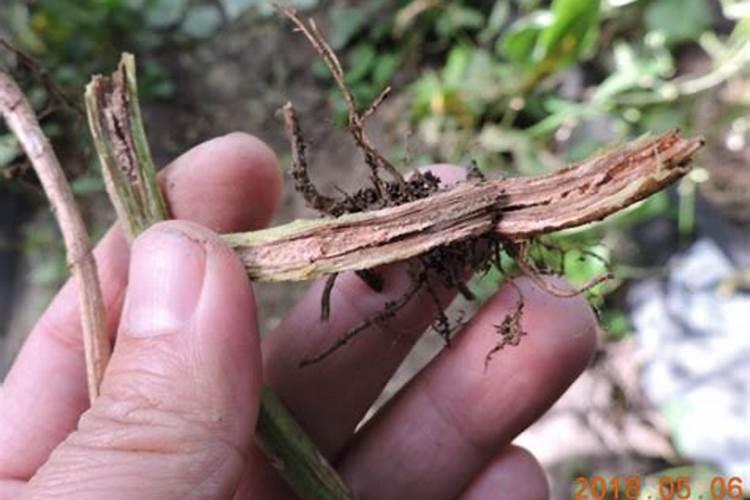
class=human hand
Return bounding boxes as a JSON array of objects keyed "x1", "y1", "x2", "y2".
[{"x1": 0, "y1": 134, "x2": 597, "y2": 500}]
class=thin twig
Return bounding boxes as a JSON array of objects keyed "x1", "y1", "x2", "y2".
[
  {"x1": 279, "y1": 6, "x2": 406, "y2": 192},
  {"x1": 0, "y1": 71, "x2": 110, "y2": 403},
  {"x1": 0, "y1": 39, "x2": 85, "y2": 119},
  {"x1": 362, "y1": 86, "x2": 392, "y2": 122}
]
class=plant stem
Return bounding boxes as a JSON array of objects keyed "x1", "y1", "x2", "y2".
[
  {"x1": 226, "y1": 131, "x2": 704, "y2": 282},
  {"x1": 85, "y1": 53, "x2": 356, "y2": 500},
  {"x1": 85, "y1": 53, "x2": 167, "y2": 242},
  {"x1": 257, "y1": 388, "x2": 355, "y2": 500},
  {"x1": 0, "y1": 71, "x2": 110, "y2": 403}
]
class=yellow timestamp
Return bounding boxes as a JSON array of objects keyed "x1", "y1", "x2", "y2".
[{"x1": 574, "y1": 475, "x2": 745, "y2": 500}]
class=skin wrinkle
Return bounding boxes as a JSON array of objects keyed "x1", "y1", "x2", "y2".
[
  {"x1": 75, "y1": 383, "x2": 252, "y2": 463},
  {"x1": 100, "y1": 366, "x2": 198, "y2": 424},
  {"x1": 32, "y1": 312, "x2": 87, "y2": 353},
  {"x1": 32, "y1": 360, "x2": 249, "y2": 496},
  {"x1": 420, "y1": 371, "x2": 497, "y2": 462},
  {"x1": 26, "y1": 441, "x2": 241, "y2": 500},
  {"x1": 66, "y1": 222, "x2": 252, "y2": 483},
  {"x1": 102, "y1": 346, "x2": 244, "y2": 444},
  {"x1": 65, "y1": 426, "x2": 245, "y2": 475}
]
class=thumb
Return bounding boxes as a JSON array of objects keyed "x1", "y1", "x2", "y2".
[{"x1": 24, "y1": 222, "x2": 261, "y2": 500}]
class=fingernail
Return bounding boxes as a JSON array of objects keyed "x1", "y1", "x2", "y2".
[{"x1": 122, "y1": 227, "x2": 206, "y2": 337}]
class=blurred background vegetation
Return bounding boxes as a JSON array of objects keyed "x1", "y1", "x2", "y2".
[{"x1": 1, "y1": 1, "x2": 748, "y2": 498}]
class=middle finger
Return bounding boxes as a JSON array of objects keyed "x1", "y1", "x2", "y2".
[{"x1": 262, "y1": 165, "x2": 468, "y2": 457}]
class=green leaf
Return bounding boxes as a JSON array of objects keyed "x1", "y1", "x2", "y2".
[
  {"x1": 479, "y1": 1, "x2": 510, "y2": 44},
  {"x1": 722, "y1": 0, "x2": 750, "y2": 19},
  {"x1": 601, "y1": 310, "x2": 631, "y2": 340},
  {"x1": 327, "y1": 6, "x2": 367, "y2": 50},
  {"x1": 640, "y1": 106, "x2": 687, "y2": 133},
  {"x1": 435, "y1": 4, "x2": 485, "y2": 38},
  {"x1": 499, "y1": 11, "x2": 551, "y2": 64},
  {"x1": 611, "y1": 191, "x2": 671, "y2": 228},
  {"x1": 442, "y1": 44, "x2": 472, "y2": 87},
  {"x1": 255, "y1": 0, "x2": 319, "y2": 16},
  {"x1": 563, "y1": 244, "x2": 609, "y2": 286},
  {"x1": 410, "y1": 72, "x2": 443, "y2": 119},
  {"x1": 645, "y1": 0, "x2": 712, "y2": 45},
  {"x1": 536, "y1": 0, "x2": 601, "y2": 65},
  {"x1": 371, "y1": 53, "x2": 399, "y2": 88},
  {"x1": 345, "y1": 44, "x2": 376, "y2": 84}
]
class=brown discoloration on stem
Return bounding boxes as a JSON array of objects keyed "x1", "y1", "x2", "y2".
[
  {"x1": 0, "y1": 71, "x2": 110, "y2": 403},
  {"x1": 227, "y1": 131, "x2": 704, "y2": 282},
  {"x1": 85, "y1": 54, "x2": 168, "y2": 242}
]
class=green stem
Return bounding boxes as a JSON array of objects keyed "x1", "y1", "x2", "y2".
[
  {"x1": 258, "y1": 388, "x2": 355, "y2": 500},
  {"x1": 84, "y1": 54, "x2": 167, "y2": 241},
  {"x1": 85, "y1": 53, "x2": 356, "y2": 500}
]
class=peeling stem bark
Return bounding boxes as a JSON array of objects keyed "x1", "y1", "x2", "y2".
[
  {"x1": 0, "y1": 71, "x2": 110, "y2": 403},
  {"x1": 227, "y1": 131, "x2": 704, "y2": 282}
]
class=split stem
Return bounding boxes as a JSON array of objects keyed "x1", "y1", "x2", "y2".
[{"x1": 85, "y1": 54, "x2": 357, "y2": 500}]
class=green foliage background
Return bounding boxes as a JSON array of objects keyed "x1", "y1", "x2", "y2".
[{"x1": 1, "y1": 0, "x2": 749, "y2": 333}]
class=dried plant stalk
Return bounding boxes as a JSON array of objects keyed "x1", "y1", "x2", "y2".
[
  {"x1": 85, "y1": 54, "x2": 357, "y2": 500},
  {"x1": 85, "y1": 53, "x2": 168, "y2": 242},
  {"x1": 227, "y1": 131, "x2": 703, "y2": 282},
  {"x1": 0, "y1": 71, "x2": 110, "y2": 403}
]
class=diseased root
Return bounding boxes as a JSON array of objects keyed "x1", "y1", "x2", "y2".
[
  {"x1": 281, "y1": 102, "x2": 337, "y2": 213},
  {"x1": 279, "y1": 5, "x2": 406, "y2": 198},
  {"x1": 281, "y1": 101, "x2": 443, "y2": 217},
  {"x1": 278, "y1": 7, "x2": 617, "y2": 368},
  {"x1": 485, "y1": 282, "x2": 526, "y2": 371},
  {"x1": 300, "y1": 264, "x2": 428, "y2": 367},
  {"x1": 320, "y1": 273, "x2": 338, "y2": 322}
]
